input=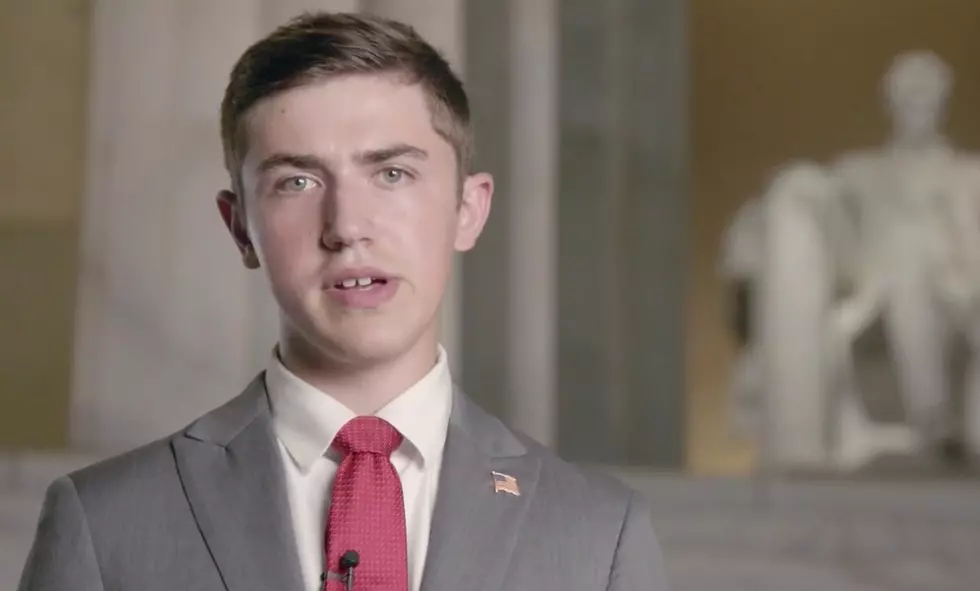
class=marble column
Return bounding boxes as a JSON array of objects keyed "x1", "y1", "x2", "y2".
[
  {"x1": 69, "y1": 1, "x2": 356, "y2": 453},
  {"x1": 557, "y1": 0, "x2": 687, "y2": 467},
  {"x1": 507, "y1": 0, "x2": 558, "y2": 447},
  {"x1": 458, "y1": 1, "x2": 513, "y2": 423},
  {"x1": 455, "y1": 1, "x2": 560, "y2": 447}
]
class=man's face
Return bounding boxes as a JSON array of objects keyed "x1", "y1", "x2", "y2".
[{"x1": 219, "y1": 74, "x2": 492, "y2": 366}]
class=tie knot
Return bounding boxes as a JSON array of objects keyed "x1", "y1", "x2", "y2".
[{"x1": 333, "y1": 416, "x2": 403, "y2": 456}]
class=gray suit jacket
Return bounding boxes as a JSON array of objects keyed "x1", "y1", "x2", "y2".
[{"x1": 18, "y1": 375, "x2": 669, "y2": 590}]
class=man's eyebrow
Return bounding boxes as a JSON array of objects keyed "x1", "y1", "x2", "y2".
[
  {"x1": 353, "y1": 143, "x2": 429, "y2": 165},
  {"x1": 257, "y1": 153, "x2": 328, "y2": 174}
]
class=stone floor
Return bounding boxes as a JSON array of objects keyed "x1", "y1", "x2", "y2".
[
  {"x1": 3, "y1": 453, "x2": 980, "y2": 590},
  {"x1": 616, "y1": 469, "x2": 980, "y2": 591}
]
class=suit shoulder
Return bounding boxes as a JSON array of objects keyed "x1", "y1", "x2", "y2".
[
  {"x1": 455, "y1": 393, "x2": 642, "y2": 513},
  {"x1": 507, "y1": 432, "x2": 663, "y2": 582},
  {"x1": 65, "y1": 434, "x2": 179, "y2": 504},
  {"x1": 65, "y1": 375, "x2": 266, "y2": 498}
]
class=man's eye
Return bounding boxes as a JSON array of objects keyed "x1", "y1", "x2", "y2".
[
  {"x1": 280, "y1": 176, "x2": 317, "y2": 192},
  {"x1": 379, "y1": 167, "x2": 406, "y2": 184}
]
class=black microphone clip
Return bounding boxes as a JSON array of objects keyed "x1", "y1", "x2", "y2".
[{"x1": 321, "y1": 550, "x2": 360, "y2": 591}]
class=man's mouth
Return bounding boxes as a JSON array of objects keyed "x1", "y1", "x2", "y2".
[{"x1": 332, "y1": 277, "x2": 389, "y2": 290}]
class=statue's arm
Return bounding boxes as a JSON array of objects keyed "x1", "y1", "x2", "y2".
[
  {"x1": 826, "y1": 154, "x2": 882, "y2": 339},
  {"x1": 949, "y1": 161, "x2": 980, "y2": 277}
]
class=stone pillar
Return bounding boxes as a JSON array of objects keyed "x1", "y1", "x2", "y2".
[
  {"x1": 507, "y1": 0, "x2": 558, "y2": 447},
  {"x1": 361, "y1": 0, "x2": 465, "y2": 375},
  {"x1": 557, "y1": 0, "x2": 687, "y2": 467},
  {"x1": 458, "y1": 1, "x2": 512, "y2": 423}
]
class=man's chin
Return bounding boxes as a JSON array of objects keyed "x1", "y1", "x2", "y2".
[
  {"x1": 287, "y1": 307, "x2": 434, "y2": 368},
  {"x1": 313, "y1": 330, "x2": 414, "y2": 367}
]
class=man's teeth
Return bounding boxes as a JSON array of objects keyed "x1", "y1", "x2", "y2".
[{"x1": 339, "y1": 277, "x2": 378, "y2": 288}]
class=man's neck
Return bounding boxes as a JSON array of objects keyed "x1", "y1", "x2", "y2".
[{"x1": 277, "y1": 335, "x2": 441, "y2": 415}]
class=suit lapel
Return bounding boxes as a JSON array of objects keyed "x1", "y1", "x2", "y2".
[
  {"x1": 173, "y1": 376, "x2": 303, "y2": 591},
  {"x1": 420, "y1": 391, "x2": 541, "y2": 591}
]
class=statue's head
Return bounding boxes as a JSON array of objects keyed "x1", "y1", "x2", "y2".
[{"x1": 882, "y1": 50, "x2": 952, "y2": 144}]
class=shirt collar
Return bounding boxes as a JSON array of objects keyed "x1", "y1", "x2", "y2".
[{"x1": 265, "y1": 346, "x2": 453, "y2": 472}]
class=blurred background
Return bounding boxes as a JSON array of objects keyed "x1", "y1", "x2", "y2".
[{"x1": 3, "y1": 0, "x2": 980, "y2": 589}]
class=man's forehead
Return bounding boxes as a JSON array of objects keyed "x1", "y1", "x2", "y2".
[
  {"x1": 250, "y1": 76, "x2": 430, "y2": 123},
  {"x1": 241, "y1": 76, "x2": 444, "y2": 154}
]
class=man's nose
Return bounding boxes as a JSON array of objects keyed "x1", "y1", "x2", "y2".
[{"x1": 320, "y1": 179, "x2": 373, "y2": 252}]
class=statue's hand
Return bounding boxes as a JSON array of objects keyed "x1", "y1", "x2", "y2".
[{"x1": 833, "y1": 283, "x2": 880, "y2": 339}]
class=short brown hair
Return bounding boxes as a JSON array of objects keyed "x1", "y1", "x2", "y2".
[{"x1": 220, "y1": 12, "x2": 473, "y2": 186}]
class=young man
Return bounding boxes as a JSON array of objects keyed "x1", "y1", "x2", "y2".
[{"x1": 19, "y1": 12, "x2": 668, "y2": 591}]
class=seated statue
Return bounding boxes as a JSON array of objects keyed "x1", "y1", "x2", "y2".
[{"x1": 722, "y1": 50, "x2": 980, "y2": 471}]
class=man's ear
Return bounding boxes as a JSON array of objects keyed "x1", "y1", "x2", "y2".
[
  {"x1": 454, "y1": 172, "x2": 493, "y2": 252},
  {"x1": 216, "y1": 190, "x2": 260, "y2": 269}
]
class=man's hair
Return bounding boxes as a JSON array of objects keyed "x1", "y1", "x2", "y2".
[{"x1": 220, "y1": 12, "x2": 473, "y2": 187}]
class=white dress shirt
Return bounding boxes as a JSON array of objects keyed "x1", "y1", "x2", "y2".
[{"x1": 265, "y1": 346, "x2": 453, "y2": 591}]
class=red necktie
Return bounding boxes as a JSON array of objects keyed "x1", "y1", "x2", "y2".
[{"x1": 323, "y1": 416, "x2": 408, "y2": 590}]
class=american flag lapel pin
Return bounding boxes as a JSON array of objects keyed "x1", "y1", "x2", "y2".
[{"x1": 491, "y1": 471, "x2": 520, "y2": 496}]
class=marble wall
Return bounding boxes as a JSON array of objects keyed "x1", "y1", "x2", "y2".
[{"x1": 69, "y1": 0, "x2": 276, "y2": 452}]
